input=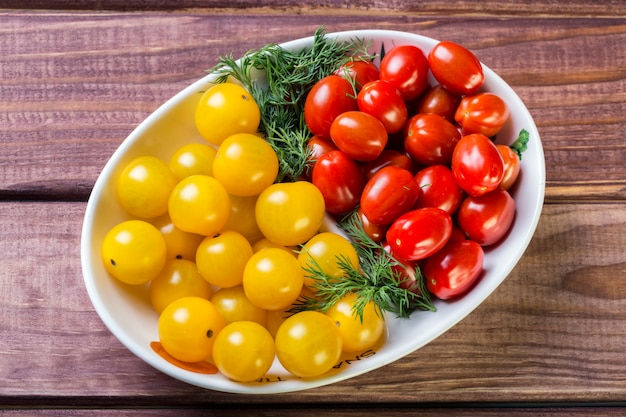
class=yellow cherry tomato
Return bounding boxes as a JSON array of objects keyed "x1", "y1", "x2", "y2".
[
  {"x1": 275, "y1": 311, "x2": 343, "y2": 378},
  {"x1": 194, "y1": 82, "x2": 261, "y2": 146},
  {"x1": 212, "y1": 321, "x2": 275, "y2": 382},
  {"x1": 149, "y1": 259, "x2": 212, "y2": 314},
  {"x1": 242, "y1": 248, "x2": 304, "y2": 311},
  {"x1": 116, "y1": 155, "x2": 177, "y2": 219},
  {"x1": 158, "y1": 297, "x2": 225, "y2": 363},
  {"x1": 210, "y1": 285, "x2": 268, "y2": 327},
  {"x1": 151, "y1": 214, "x2": 204, "y2": 261},
  {"x1": 265, "y1": 286, "x2": 316, "y2": 338},
  {"x1": 298, "y1": 232, "x2": 360, "y2": 288},
  {"x1": 251, "y1": 238, "x2": 298, "y2": 257},
  {"x1": 255, "y1": 181, "x2": 325, "y2": 246},
  {"x1": 325, "y1": 293, "x2": 385, "y2": 353},
  {"x1": 101, "y1": 220, "x2": 167, "y2": 285},
  {"x1": 168, "y1": 174, "x2": 230, "y2": 236},
  {"x1": 168, "y1": 142, "x2": 217, "y2": 181},
  {"x1": 223, "y1": 194, "x2": 264, "y2": 244},
  {"x1": 213, "y1": 133, "x2": 279, "y2": 197},
  {"x1": 196, "y1": 230, "x2": 253, "y2": 288}
]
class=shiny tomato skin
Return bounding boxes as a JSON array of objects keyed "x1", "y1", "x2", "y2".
[
  {"x1": 381, "y1": 241, "x2": 421, "y2": 295},
  {"x1": 307, "y1": 136, "x2": 338, "y2": 161},
  {"x1": 497, "y1": 144, "x2": 521, "y2": 190},
  {"x1": 361, "y1": 149, "x2": 413, "y2": 181},
  {"x1": 414, "y1": 164, "x2": 463, "y2": 215},
  {"x1": 386, "y1": 207, "x2": 453, "y2": 261},
  {"x1": 428, "y1": 41, "x2": 484, "y2": 96},
  {"x1": 452, "y1": 133, "x2": 505, "y2": 197},
  {"x1": 312, "y1": 150, "x2": 365, "y2": 215},
  {"x1": 404, "y1": 113, "x2": 461, "y2": 166},
  {"x1": 379, "y1": 45, "x2": 430, "y2": 101},
  {"x1": 423, "y1": 239, "x2": 484, "y2": 300},
  {"x1": 455, "y1": 93, "x2": 510, "y2": 137},
  {"x1": 304, "y1": 136, "x2": 338, "y2": 179},
  {"x1": 415, "y1": 85, "x2": 462, "y2": 122},
  {"x1": 357, "y1": 80, "x2": 408, "y2": 134},
  {"x1": 358, "y1": 207, "x2": 388, "y2": 243},
  {"x1": 361, "y1": 166, "x2": 420, "y2": 225},
  {"x1": 330, "y1": 111, "x2": 388, "y2": 162},
  {"x1": 304, "y1": 75, "x2": 358, "y2": 139},
  {"x1": 457, "y1": 188, "x2": 515, "y2": 246},
  {"x1": 334, "y1": 60, "x2": 380, "y2": 90}
]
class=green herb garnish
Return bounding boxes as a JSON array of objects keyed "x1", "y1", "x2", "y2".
[
  {"x1": 212, "y1": 26, "x2": 373, "y2": 182},
  {"x1": 291, "y1": 210, "x2": 436, "y2": 321}
]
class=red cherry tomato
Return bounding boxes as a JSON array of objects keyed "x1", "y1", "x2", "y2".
[
  {"x1": 428, "y1": 40, "x2": 484, "y2": 96},
  {"x1": 455, "y1": 93, "x2": 510, "y2": 137},
  {"x1": 386, "y1": 207, "x2": 452, "y2": 261},
  {"x1": 414, "y1": 164, "x2": 463, "y2": 215},
  {"x1": 497, "y1": 144, "x2": 521, "y2": 190},
  {"x1": 358, "y1": 207, "x2": 387, "y2": 244},
  {"x1": 415, "y1": 85, "x2": 462, "y2": 122},
  {"x1": 449, "y1": 224, "x2": 468, "y2": 243},
  {"x1": 457, "y1": 188, "x2": 515, "y2": 246},
  {"x1": 304, "y1": 136, "x2": 338, "y2": 179},
  {"x1": 360, "y1": 166, "x2": 420, "y2": 226},
  {"x1": 379, "y1": 45, "x2": 430, "y2": 101},
  {"x1": 451, "y1": 133, "x2": 504, "y2": 197},
  {"x1": 381, "y1": 241, "x2": 421, "y2": 295},
  {"x1": 361, "y1": 149, "x2": 413, "y2": 181},
  {"x1": 357, "y1": 80, "x2": 408, "y2": 134},
  {"x1": 304, "y1": 75, "x2": 357, "y2": 139},
  {"x1": 423, "y1": 239, "x2": 484, "y2": 300},
  {"x1": 307, "y1": 136, "x2": 337, "y2": 160},
  {"x1": 330, "y1": 111, "x2": 388, "y2": 162},
  {"x1": 404, "y1": 113, "x2": 461, "y2": 166},
  {"x1": 312, "y1": 150, "x2": 365, "y2": 215},
  {"x1": 334, "y1": 60, "x2": 380, "y2": 91}
]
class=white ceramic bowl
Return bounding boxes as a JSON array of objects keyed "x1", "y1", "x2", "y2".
[{"x1": 81, "y1": 29, "x2": 545, "y2": 394}]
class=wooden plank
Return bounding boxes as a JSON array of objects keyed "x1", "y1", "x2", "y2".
[
  {"x1": 1, "y1": 408, "x2": 626, "y2": 416},
  {"x1": 1, "y1": 201, "x2": 625, "y2": 404},
  {"x1": 1, "y1": 0, "x2": 625, "y2": 17},
  {"x1": 1, "y1": 11, "x2": 626, "y2": 202}
]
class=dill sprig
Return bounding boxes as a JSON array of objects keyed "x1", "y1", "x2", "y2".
[
  {"x1": 291, "y1": 210, "x2": 436, "y2": 321},
  {"x1": 211, "y1": 26, "x2": 374, "y2": 182}
]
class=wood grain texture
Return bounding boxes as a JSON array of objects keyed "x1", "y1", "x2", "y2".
[
  {"x1": 1, "y1": 203, "x2": 624, "y2": 406},
  {"x1": 1, "y1": 4, "x2": 626, "y2": 413},
  {"x1": 1, "y1": 0, "x2": 625, "y2": 17},
  {"x1": 1, "y1": 11, "x2": 625, "y2": 202}
]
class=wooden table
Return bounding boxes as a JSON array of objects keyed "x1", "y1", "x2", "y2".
[{"x1": 2, "y1": 1, "x2": 625, "y2": 415}]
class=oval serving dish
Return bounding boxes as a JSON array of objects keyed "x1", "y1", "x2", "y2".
[{"x1": 81, "y1": 29, "x2": 545, "y2": 394}]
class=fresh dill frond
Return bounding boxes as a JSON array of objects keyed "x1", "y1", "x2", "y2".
[
  {"x1": 211, "y1": 26, "x2": 375, "y2": 182},
  {"x1": 291, "y1": 210, "x2": 436, "y2": 322}
]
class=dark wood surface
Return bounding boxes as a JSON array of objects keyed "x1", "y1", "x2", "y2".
[{"x1": 1, "y1": 1, "x2": 625, "y2": 415}]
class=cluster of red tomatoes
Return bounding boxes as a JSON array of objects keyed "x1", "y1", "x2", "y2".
[{"x1": 304, "y1": 41, "x2": 521, "y2": 300}]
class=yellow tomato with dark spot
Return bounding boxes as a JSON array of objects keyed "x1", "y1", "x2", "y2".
[
  {"x1": 194, "y1": 83, "x2": 260, "y2": 146},
  {"x1": 101, "y1": 220, "x2": 167, "y2": 285},
  {"x1": 325, "y1": 292, "x2": 385, "y2": 353},
  {"x1": 158, "y1": 297, "x2": 225, "y2": 363}
]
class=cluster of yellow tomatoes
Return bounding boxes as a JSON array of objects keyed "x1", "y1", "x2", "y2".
[{"x1": 100, "y1": 82, "x2": 385, "y2": 382}]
